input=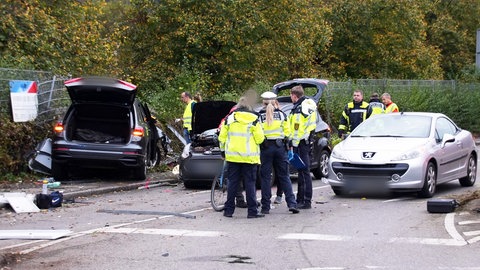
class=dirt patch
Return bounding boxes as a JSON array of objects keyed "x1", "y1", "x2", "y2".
[{"x1": 454, "y1": 189, "x2": 480, "y2": 212}]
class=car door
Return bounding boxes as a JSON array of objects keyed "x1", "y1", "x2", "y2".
[{"x1": 434, "y1": 117, "x2": 463, "y2": 182}]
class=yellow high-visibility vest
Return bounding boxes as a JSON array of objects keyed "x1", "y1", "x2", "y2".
[{"x1": 219, "y1": 111, "x2": 264, "y2": 164}]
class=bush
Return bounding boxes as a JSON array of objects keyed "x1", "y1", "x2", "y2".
[
  {"x1": 320, "y1": 84, "x2": 480, "y2": 135},
  {"x1": 0, "y1": 116, "x2": 52, "y2": 176}
]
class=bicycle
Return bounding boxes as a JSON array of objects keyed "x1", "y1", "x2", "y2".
[{"x1": 211, "y1": 160, "x2": 228, "y2": 211}]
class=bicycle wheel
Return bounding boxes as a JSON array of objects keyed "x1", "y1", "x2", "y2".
[{"x1": 211, "y1": 173, "x2": 228, "y2": 211}]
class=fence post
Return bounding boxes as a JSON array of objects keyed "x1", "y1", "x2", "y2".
[{"x1": 47, "y1": 75, "x2": 57, "y2": 109}]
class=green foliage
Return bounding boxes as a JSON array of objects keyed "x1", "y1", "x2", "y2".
[
  {"x1": 0, "y1": 116, "x2": 52, "y2": 175},
  {"x1": 325, "y1": 0, "x2": 443, "y2": 79},
  {"x1": 321, "y1": 84, "x2": 480, "y2": 135}
]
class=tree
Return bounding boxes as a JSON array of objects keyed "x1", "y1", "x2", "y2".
[
  {"x1": 324, "y1": 0, "x2": 443, "y2": 79},
  {"x1": 0, "y1": 0, "x2": 120, "y2": 76},
  {"x1": 121, "y1": 0, "x2": 332, "y2": 94}
]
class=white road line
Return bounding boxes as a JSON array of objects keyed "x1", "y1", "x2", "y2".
[
  {"x1": 296, "y1": 267, "x2": 345, "y2": 270},
  {"x1": 102, "y1": 227, "x2": 223, "y2": 237},
  {"x1": 445, "y1": 213, "x2": 467, "y2": 243},
  {"x1": 389, "y1": 237, "x2": 466, "y2": 246},
  {"x1": 458, "y1": 220, "x2": 480, "y2": 225},
  {"x1": 313, "y1": 185, "x2": 330, "y2": 190},
  {"x1": 463, "y1": 230, "x2": 480, "y2": 237},
  {"x1": 7, "y1": 207, "x2": 212, "y2": 255},
  {"x1": 278, "y1": 233, "x2": 351, "y2": 241},
  {"x1": 467, "y1": 236, "x2": 480, "y2": 244}
]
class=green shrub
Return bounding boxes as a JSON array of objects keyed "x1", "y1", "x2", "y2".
[{"x1": 0, "y1": 116, "x2": 52, "y2": 175}]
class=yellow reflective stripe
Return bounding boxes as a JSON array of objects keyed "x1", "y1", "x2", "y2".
[{"x1": 225, "y1": 151, "x2": 259, "y2": 157}]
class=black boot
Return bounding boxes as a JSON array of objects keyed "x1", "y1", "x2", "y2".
[{"x1": 236, "y1": 198, "x2": 247, "y2": 208}]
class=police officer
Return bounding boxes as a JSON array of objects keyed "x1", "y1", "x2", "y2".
[
  {"x1": 289, "y1": 85, "x2": 317, "y2": 209},
  {"x1": 366, "y1": 92, "x2": 385, "y2": 117},
  {"x1": 258, "y1": 91, "x2": 299, "y2": 215},
  {"x1": 338, "y1": 89, "x2": 369, "y2": 138},
  {"x1": 218, "y1": 96, "x2": 265, "y2": 218}
]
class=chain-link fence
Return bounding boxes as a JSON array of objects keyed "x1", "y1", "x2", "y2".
[
  {"x1": 0, "y1": 68, "x2": 70, "y2": 122},
  {"x1": 0, "y1": 68, "x2": 477, "y2": 124}
]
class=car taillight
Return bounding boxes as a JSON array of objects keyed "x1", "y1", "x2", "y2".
[
  {"x1": 54, "y1": 122, "x2": 64, "y2": 133},
  {"x1": 132, "y1": 127, "x2": 144, "y2": 137}
]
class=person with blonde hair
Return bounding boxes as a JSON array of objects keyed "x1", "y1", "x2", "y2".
[{"x1": 258, "y1": 91, "x2": 299, "y2": 214}]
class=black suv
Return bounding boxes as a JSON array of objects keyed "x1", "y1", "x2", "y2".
[{"x1": 50, "y1": 77, "x2": 160, "y2": 180}]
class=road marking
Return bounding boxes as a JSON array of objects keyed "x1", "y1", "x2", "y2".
[
  {"x1": 278, "y1": 233, "x2": 351, "y2": 241},
  {"x1": 445, "y1": 213, "x2": 467, "y2": 244},
  {"x1": 467, "y1": 236, "x2": 480, "y2": 244},
  {"x1": 389, "y1": 237, "x2": 466, "y2": 246},
  {"x1": 102, "y1": 227, "x2": 223, "y2": 237},
  {"x1": 463, "y1": 230, "x2": 480, "y2": 237},
  {"x1": 296, "y1": 267, "x2": 345, "y2": 270},
  {"x1": 458, "y1": 220, "x2": 480, "y2": 225}
]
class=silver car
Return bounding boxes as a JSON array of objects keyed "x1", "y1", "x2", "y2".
[{"x1": 327, "y1": 112, "x2": 477, "y2": 197}]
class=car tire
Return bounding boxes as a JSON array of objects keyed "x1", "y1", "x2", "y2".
[
  {"x1": 313, "y1": 150, "x2": 329, "y2": 179},
  {"x1": 146, "y1": 147, "x2": 160, "y2": 169},
  {"x1": 459, "y1": 154, "x2": 477, "y2": 187},
  {"x1": 52, "y1": 161, "x2": 68, "y2": 181},
  {"x1": 134, "y1": 156, "x2": 147, "y2": 180},
  {"x1": 418, "y1": 161, "x2": 436, "y2": 198},
  {"x1": 331, "y1": 187, "x2": 344, "y2": 196},
  {"x1": 183, "y1": 180, "x2": 195, "y2": 189}
]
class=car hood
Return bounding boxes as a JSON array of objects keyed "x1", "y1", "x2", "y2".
[
  {"x1": 191, "y1": 101, "x2": 236, "y2": 135},
  {"x1": 65, "y1": 77, "x2": 137, "y2": 105},
  {"x1": 335, "y1": 137, "x2": 430, "y2": 163}
]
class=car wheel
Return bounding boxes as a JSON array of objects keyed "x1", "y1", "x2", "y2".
[
  {"x1": 183, "y1": 180, "x2": 195, "y2": 189},
  {"x1": 146, "y1": 147, "x2": 160, "y2": 169},
  {"x1": 331, "y1": 187, "x2": 344, "y2": 196},
  {"x1": 313, "y1": 150, "x2": 329, "y2": 179},
  {"x1": 418, "y1": 162, "x2": 436, "y2": 198},
  {"x1": 134, "y1": 155, "x2": 147, "y2": 180},
  {"x1": 52, "y1": 161, "x2": 68, "y2": 181},
  {"x1": 459, "y1": 154, "x2": 477, "y2": 187}
]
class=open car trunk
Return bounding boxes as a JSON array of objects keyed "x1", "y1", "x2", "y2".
[
  {"x1": 65, "y1": 104, "x2": 131, "y2": 144},
  {"x1": 190, "y1": 101, "x2": 236, "y2": 148}
]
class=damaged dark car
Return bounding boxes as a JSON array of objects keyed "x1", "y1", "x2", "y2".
[
  {"x1": 178, "y1": 100, "x2": 236, "y2": 188},
  {"x1": 29, "y1": 77, "x2": 170, "y2": 180}
]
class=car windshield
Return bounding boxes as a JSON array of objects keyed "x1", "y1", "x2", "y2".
[{"x1": 351, "y1": 114, "x2": 432, "y2": 138}]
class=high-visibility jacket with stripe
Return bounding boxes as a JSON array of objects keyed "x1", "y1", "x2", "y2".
[
  {"x1": 182, "y1": 100, "x2": 196, "y2": 131},
  {"x1": 258, "y1": 108, "x2": 291, "y2": 140},
  {"x1": 289, "y1": 97, "x2": 317, "y2": 147},
  {"x1": 338, "y1": 100, "x2": 369, "y2": 134},
  {"x1": 366, "y1": 99, "x2": 385, "y2": 118},
  {"x1": 385, "y1": 102, "x2": 399, "y2": 113},
  {"x1": 218, "y1": 110, "x2": 264, "y2": 164}
]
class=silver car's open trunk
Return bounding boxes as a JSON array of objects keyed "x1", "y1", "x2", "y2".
[{"x1": 65, "y1": 104, "x2": 131, "y2": 144}]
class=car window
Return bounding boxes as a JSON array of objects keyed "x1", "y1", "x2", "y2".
[
  {"x1": 352, "y1": 114, "x2": 431, "y2": 138},
  {"x1": 435, "y1": 117, "x2": 459, "y2": 141}
]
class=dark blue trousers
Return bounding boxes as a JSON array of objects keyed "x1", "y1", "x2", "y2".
[
  {"x1": 260, "y1": 144, "x2": 297, "y2": 210},
  {"x1": 294, "y1": 140, "x2": 312, "y2": 205},
  {"x1": 224, "y1": 162, "x2": 258, "y2": 216}
]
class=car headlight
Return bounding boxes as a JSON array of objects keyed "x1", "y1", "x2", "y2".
[
  {"x1": 181, "y1": 143, "x2": 192, "y2": 159},
  {"x1": 391, "y1": 149, "x2": 420, "y2": 161},
  {"x1": 331, "y1": 147, "x2": 346, "y2": 161}
]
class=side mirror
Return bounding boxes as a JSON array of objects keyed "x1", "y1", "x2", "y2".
[{"x1": 441, "y1": 133, "x2": 455, "y2": 148}]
